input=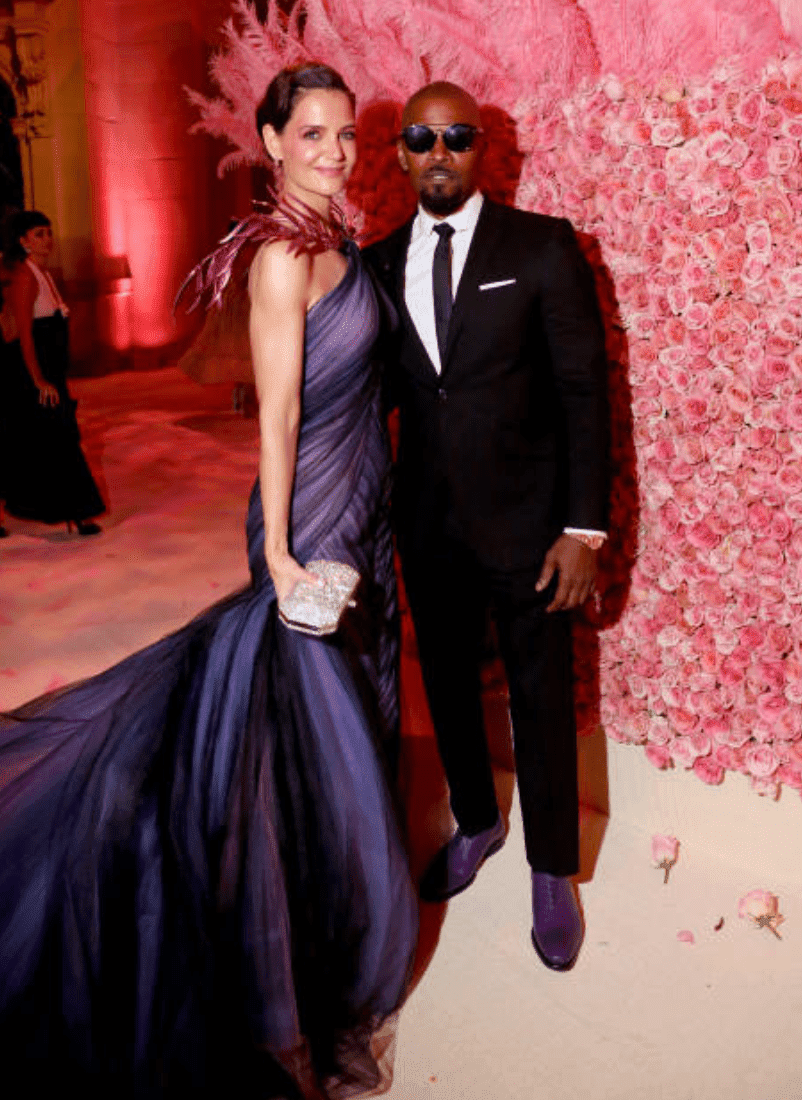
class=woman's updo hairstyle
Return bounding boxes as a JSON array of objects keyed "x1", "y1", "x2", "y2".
[
  {"x1": 255, "y1": 62, "x2": 355, "y2": 139},
  {"x1": 3, "y1": 209, "x2": 51, "y2": 266}
]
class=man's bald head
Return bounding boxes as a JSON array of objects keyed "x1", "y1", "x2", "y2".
[{"x1": 401, "y1": 82, "x2": 481, "y2": 129}]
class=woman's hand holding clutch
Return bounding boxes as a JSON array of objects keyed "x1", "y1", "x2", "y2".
[
  {"x1": 277, "y1": 560, "x2": 360, "y2": 637},
  {"x1": 268, "y1": 552, "x2": 320, "y2": 603}
]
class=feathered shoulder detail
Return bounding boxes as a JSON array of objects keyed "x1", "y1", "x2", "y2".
[{"x1": 177, "y1": 191, "x2": 352, "y2": 312}]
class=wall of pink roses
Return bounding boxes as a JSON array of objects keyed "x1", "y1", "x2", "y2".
[{"x1": 192, "y1": 0, "x2": 802, "y2": 800}]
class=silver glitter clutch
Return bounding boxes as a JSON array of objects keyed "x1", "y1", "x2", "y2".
[{"x1": 278, "y1": 560, "x2": 360, "y2": 637}]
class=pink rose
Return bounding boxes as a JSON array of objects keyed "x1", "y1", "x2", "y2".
[
  {"x1": 782, "y1": 267, "x2": 802, "y2": 296},
  {"x1": 722, "y1": 381, "x2": 752, "y2": 415},
  {"x1": 769, "y1": 709, "x2": 801, "y2": 741},
  {"x1": 789, "y1": 742, "x2": 802, "y2": 767},
  {"x1": 651, "y1": 833, "x2": 679, "y2": 866},
  {"x1": 742, "y1": 155, "x2": 768, "y2": 182},
  {"x1": 600, "y1": 74, "x2": 625, "y2": 102},
  {"x1": 651, "y1": 834, "x2": 680, "y2": 883},
  {"x1": 745, "y1": 745, "x2": 779, "y2": 778},
  {"x1": 776, "y1": 764, "x2": 802, "y2": 789},
  {"x1": 648, "y1": 716, "x2": 672, "y2": 745},
  {"x1": 747, "y1": 501, "x2": 772, "y2": 534},
  {"x1": 750, "y1": 776, "x2": 780, "y2": 798},
  {"x1": 703, "y1": 229, "x2": 726, "y2": 259},
  {"x1": 658, "y1": 499, "x2": 683, "y2": 535},
  {"x1": 723, "y1": 138, "x2": 750, "y2": 168},
  {"x1": 677, "y1": 436, "x2": 705, "y2": 465},
  {"x1": 753, "y1": 539, "x2": 784, "y2": 575},
  {"x1": 688, "y1": 93, "x2": 716, "y2": 117},
  {"x1": 682, "y1": 396, "x2": 711, "y2": 424},
  {"x1": 750, "y1": 362, "x2": 782, "y2": 396},
  {"x1": 740, "y1": 342, "x2": 765, "y2": 371},
  {"x1": 682, "y1": 303, "x2": 711, "y2": 332},
  {"x1": 645, "y1": 744, "x2": 673, "y2": 770},
  {"x1": 611, "y1": 188, "x2": 638, "y2": 221},
  {"x1": 756, "y1": 658, "x2": 786, "y2": 693},
  {"x1": 769, "y1": 512, "x2": 792, "y2": 543},
  {"x1": 663, "y1": 252, "x2": 686, "y2": 279},
  {"x1": 738, "y1": 889, "x2": 781, "y2": 921},
  {"x1": 665, "y1": 317, "x2": 686, "y2": 345},
  {"x1": 702, "y1": 716, "x2": 731, "y2": 743},
  {"x1": 766, "y1": 337, "x2": 795, "y2": 361},
  {"x1": 693, "y1": 755, "x2": 725, "y2": 785},
  {"x1": 782, "y1": 116, "x2": 802, "y2": 140},
  {"x1": 767, "y1": 140, "x2": 798, "y2": 174},
  {"x1": 756, "y1": 694, "x2": 789, "y2": 727},
  {"x1": 749, "y1": 720, "x2": 779, "y2": 745},
  {"x1": 736, "y1": 91, "x2": 765, "y2": 128},
  {"x1": 745, "y1": 219, "x2": 772, "y2": 258},
  {"x1": 713, "y1": 744, "x2": 745, "y2": 770},
  {"x1": 763, "y1": 193, "x2": 794, "y2": 229},
  {"x1": 687, "y1": 521, "x2": 721, "y2": 551},
  {"x1": 651, "y1": 119, "x2": 685, "y2": 146},
  {"x1": 716, "y1": 249, "x2": 745, "y2": 280},
  {"x1": 783, "y1": 92, "x2": 802, "y2": 115},
  {"x1": 765, "y1": 623, "x2": 791, "y2": 656},
  {"x1": 669, "y1": 736, "x2": 702, "y2": 768},
  {"x1": 667, "y1": 708, "x2": 699, "y2": 736},
  {"x1": 703, "y1": 129, "x2": 733, "y2": 161},
  {"x1": 783, "y1": 395, "x2": 802, "y2": 431},
  {"x1": 666, "y1": 285, "x2": 689, "y2": 314},
  {"x1": 658, "y1": 346, "x2": 687, "y2": 368},
  {"x1": 739, "y1": 889, "x2": 784, "y2": 935},
  {"x1": 750, "y1": 448, "x2": 781, "y2": 476},
  {"x1": 645, "y1": 170, "x2": 667, "y2": 196},
  {"x1": 657, "y1": 625, "x2": 685, "y2": 651},
  {"x1": 628, "y1": 119, "x2": 653, "y2": 146}
]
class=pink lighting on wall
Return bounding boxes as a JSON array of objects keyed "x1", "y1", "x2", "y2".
[{"x1": 79, "y1": 0, "x2": 238, "y2": 359}]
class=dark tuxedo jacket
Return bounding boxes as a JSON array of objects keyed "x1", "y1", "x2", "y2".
[{"x1": 364, "y1": 198, "x2": 609, "y2": 573}]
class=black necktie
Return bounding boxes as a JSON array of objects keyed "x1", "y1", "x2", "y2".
[{"x1": 432, "y1": 222, "x2": 455, "y2": 366}]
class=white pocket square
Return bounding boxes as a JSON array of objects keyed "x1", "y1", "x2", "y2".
[{"x1": 478, "y1": 278, "x2": 516, "y2": 291}]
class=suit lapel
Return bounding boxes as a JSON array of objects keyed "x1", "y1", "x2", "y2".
[
  {"x1": 391, "y1": 219, "x2": 442, "y2": 378},
  {"x1": 442, "y1": 200, "x2": 505, "y2": 373}
]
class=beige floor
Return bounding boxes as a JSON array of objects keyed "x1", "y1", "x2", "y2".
[
  {"x1": 2, "y1": 369, "x2": 800, "y2": 1100},
  {"x1": 388, "y1": 782, "x2": 802, "y2": 1100}
]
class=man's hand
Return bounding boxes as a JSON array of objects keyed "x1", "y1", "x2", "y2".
[{"x1": 535, "y1": 533, "x2": 598, "y2": 612}]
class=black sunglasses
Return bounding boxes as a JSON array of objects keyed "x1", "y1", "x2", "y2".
[{"x1": 400, "y1": 123, "x2": 482, "y2": 154}]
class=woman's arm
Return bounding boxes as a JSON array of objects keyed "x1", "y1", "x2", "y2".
[
  {"x1": 8, "y1": 265, "x2": 59, "y2": 406},
  {"x1": 249, "y1": 241, "x2": 318, "y2": 601}
]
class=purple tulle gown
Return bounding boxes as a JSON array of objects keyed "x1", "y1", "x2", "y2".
[{"x1": 0, "y1": 241, "x2": 417, "y2": 1098}]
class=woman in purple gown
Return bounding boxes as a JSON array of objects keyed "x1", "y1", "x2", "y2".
[{"x1": 0, "y1": 64, "x2": 417, "y2": 1099}]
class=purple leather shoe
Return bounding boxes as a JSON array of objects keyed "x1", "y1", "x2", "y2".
[
  {"x1": 419, "y1": 816, "x2": 506, "y2": 903},
  {"x1": 530, "y1": 872, "x2": 583, "y2": 971}
]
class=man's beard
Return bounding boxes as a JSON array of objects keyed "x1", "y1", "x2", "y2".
[{"x1": 419, "y1": 174, "x2": 470, "y2": 217}]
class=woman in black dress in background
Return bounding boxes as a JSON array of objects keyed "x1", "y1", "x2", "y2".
[{"x1": 0, "y1": 210, "x2": 104, "y2": 535}]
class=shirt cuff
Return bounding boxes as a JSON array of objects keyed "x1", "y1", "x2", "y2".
[{"x1": 563, "y1": 528, "x2": 607, "y2": 550}]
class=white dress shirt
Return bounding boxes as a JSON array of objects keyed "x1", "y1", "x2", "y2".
[
  {"x1": 402, "y1": 190, "x2": 605, "y2": 544},
  {"x1": 404, "y1": 189, "x2": 484, "y2": 375}
]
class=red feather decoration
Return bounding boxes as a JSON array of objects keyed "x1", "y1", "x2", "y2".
[{"x1": 177, "y1": 190, "x2": 352, "y2": 313}]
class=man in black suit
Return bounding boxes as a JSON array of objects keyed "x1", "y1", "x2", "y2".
[{"x1": 365, "y1": 83, "x2": 608, "y2": 971}]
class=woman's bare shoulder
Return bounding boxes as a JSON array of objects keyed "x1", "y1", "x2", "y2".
[
  {"x1": 10, "y1": 261, "x2": 37, "y2": 288},
  {"x1": 249, "y1": 239, "x2": 312, "y2": 309}
]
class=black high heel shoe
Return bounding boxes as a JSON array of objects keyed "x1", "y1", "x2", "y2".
[
  {"x1": 67, "y1": 520, "x2": 102, "y2": 536},
  {"x1": 0, "y1": 525, "x2": 8, "y2": 538}
]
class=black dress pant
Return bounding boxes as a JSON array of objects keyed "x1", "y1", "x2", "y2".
[{"x1": 401, "y1": 524, "x2": 579, "y2": 877}]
